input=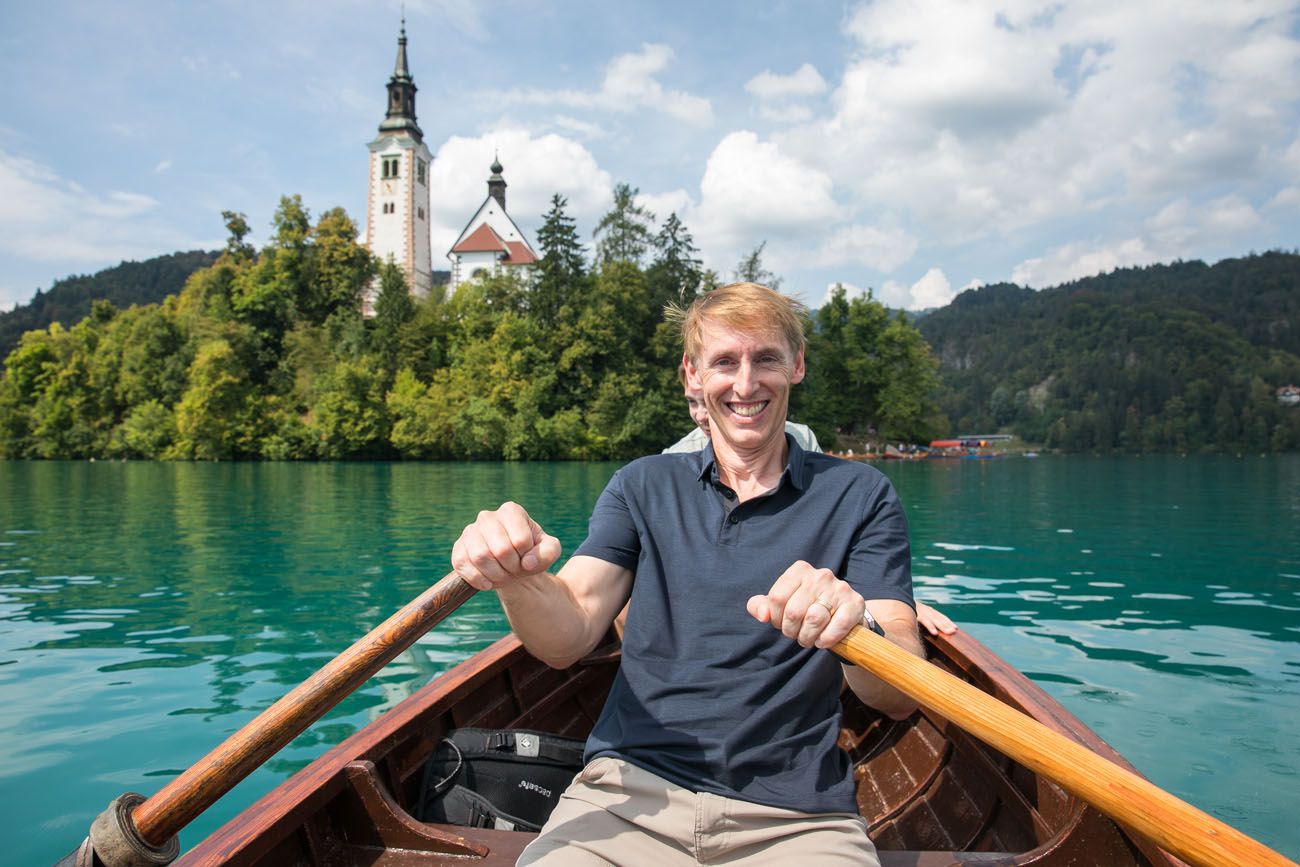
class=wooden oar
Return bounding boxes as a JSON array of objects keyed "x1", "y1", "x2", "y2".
[
  {"x1": 832, "y1": 624, "x2": 1297, "y2": 867},
  {"x1": 61, "y1": 572, "x2": 476, "y2": 867}
]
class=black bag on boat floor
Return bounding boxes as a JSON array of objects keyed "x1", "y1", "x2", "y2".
[{"x1": 414, "y1": 728, "x2": 586, "y2": 832}]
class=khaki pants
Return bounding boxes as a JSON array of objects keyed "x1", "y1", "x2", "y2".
[{"x1": 518, "y1": 757, "x2": 879, "y2": 866}]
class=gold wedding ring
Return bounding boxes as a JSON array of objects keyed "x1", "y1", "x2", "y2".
[{"x1": 812, "y1": 597, "x2": 835, "y2": 614}]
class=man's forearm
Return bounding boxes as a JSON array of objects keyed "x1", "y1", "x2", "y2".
[
  {"x1": 841, "y1": 619, "x2": 925, "y2": 719},
  {"x1": 497, "y1": 571, "x2": 605, "y2": 669}
]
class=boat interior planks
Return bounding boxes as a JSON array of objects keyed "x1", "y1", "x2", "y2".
[{"x1": 176, "y1": 631, "x2": 1186, "y2": 867}]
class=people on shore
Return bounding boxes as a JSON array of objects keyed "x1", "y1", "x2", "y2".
[{"x1": 452, "y1": 282, "x2": 926, "y2": 865}]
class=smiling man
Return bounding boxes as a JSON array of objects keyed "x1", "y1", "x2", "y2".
[
  {"x1": 452, "y1": 282, "x2": 923, "y2": 865},
  {"x1": 662, "y1": 360, "x2": 822, "y2": 454}
]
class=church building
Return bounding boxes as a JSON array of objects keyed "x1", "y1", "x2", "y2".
[
  {"x1": 446, "y1": 157, "x2": 538, "y2": 291},
  {"x1": 364, "y1": 23, "x2": 535, "y2": 309},
  {"x1": 364, "y1": 21, "x2": 434, "y2": 312}
]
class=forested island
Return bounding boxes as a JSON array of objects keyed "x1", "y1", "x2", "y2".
[
  {"x1": 0, "y1": 192, "x2": 938, "y2": 460},
  {"x1": 1, "y1": 190, "x2": 1297, "y2": 460}
]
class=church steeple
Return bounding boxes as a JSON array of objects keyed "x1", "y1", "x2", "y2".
[
  {"x1": 365, "y1": 15, "x2": 434, "y2": 310},
  {"x1": 488, "y1": 154, "x2": 507, "y2": 211},
  {"x1": 379, "y1": 18, "x2": 422, "y2": 141}
]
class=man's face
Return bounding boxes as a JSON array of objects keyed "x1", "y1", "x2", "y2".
[{"x1": 684, "y1": 319, "x2": 804, "y2": 452}]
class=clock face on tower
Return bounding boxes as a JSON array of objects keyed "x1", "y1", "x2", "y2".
[{"x1": 382, "y1": 181, "x2": 394, "y2": 195}]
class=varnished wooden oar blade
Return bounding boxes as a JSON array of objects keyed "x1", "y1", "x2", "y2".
[{"x1": 832, "y1": 625, "x2": 1297, "y2": 867}]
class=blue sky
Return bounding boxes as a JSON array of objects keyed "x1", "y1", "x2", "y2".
[{"x1": 1, "y1": 0, "x2": 1297, "y2": 313}]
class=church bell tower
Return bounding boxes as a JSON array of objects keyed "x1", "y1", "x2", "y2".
[{"x1": 364, "y1": 19, "x2": 433, "y2": 312}]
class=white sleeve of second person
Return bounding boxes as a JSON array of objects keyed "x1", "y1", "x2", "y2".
[
  {"x1": 785, "y1": 421, "x2": 821, "y2": 452},
  {"x1": 664, "y1": 423, "x2": 820, "y2": 453},
  {"x1": 662, "y1": 426, "x2": 711, "y2": 453}
]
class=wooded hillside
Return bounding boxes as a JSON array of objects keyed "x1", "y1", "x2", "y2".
[
  {"x1": 0, "y1": 250, "x2": 220, "y2": 362},
  {"x1": 917, "y1": 252, "x2": 1300, "y2": 452}
]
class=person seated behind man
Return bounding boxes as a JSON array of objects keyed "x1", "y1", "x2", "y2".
[
  {"x1": 452, "y1": 282, "x2": 926, "y2": 865},
  {"x1": 663, "y1": 362, "x2": 822, "y2": 454}
]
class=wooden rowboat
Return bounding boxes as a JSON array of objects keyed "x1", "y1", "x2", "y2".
[{"x1": 176, "y1": 627, "x2": 1185, "y2": 867}]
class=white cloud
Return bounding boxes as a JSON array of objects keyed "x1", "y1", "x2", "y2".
[
  {"x1": 881, "y1": 267, "x2": 957, "y2": 310},
  {"x1": 0, "y1": 150, "x2": 195, "y2": 269},
  {"x1": 494, "y1": 44, "x2": 713, "y2": 125},
  {"x1": 636, "y1": 189, "x2": 694, "y2": 223},
  {"x1": 747, "y1": 64, "x2": 828, "y2": 126},
  {"x1": 83, "y1": 191, "x2": 159, "y2": 220},
  {"x1": 690, "y1": 131, "x2": 844, "y2": 261},
  {"x1": 770, "y1": 0, "x2": 1300, "y2": 255},
  {"x1": 909, "y1": 267, "x2": 956, "y2": 308},
  {"x1": 812, "y1": 223, "x2": 917, "y2": 271},
  {"x1": 746, "y1": 63, "x2": 828, "y2": 100},
  {"x1": 1146, "y1": 195, "x2": 1263, "y2": 248},
  {"x1": 427, "y1": 129, "x2": 612, "y2": 259},
  {"x1": 153, "y1": 159, "x2": 172, "y2": 174},
  {"x1": 551, "y1": 115, "x2": 608, "y2": 140},
  {"x1": 1010, "y1": 193, "x2": 1268, "y2": 286},
  {"x1": 1012, "y1": 238, "x2": 1155, "y2": 288},
  {"x1": 1267, "y1": 187, "x2": 1300, "y2": 210},
  {"x1": 822, "y1": 280, "x2": 869, "y2": 302}
]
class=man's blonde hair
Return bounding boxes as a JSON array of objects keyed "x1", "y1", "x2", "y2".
[{"x1": 666, "y1": 282, "x2": 808, "y2": 362}]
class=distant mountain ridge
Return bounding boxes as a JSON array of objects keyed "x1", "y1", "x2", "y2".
[
  {"x1": 916, "y1": 251, "x2": 1300, "y2": 451},
  {"x1": 0, "y1": 250, "x2": 221, "y2": 362}
]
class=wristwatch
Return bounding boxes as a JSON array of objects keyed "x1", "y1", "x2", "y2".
[{"x1": 862, "y1": 608, "x2": 886, "y2": 637}]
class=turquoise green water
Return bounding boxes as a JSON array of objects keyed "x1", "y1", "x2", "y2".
[{"x1": 1, "y1": 457, "x2": 1297, "y2": 863}]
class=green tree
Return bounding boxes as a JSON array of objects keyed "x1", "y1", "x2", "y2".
[
  {"x1": 310, "y1": 358, "x2": 390, "y2": 459},
  {"x1": 228, "y1": 195, "x2": 321, "y2": 380},
  {"x1": 533, "y1": 194, "x2": 587, "y2": 328},
  {"x1": 221, "y1": 210, "x2": 255, "y2": 261},
  {"x1": 116, "y1": 304, "x2": 191, "y2": 408},
  {"x1": 172, "y1": 339, "x2": 258, "y2": 460},
  {"x1": 307, "y1": 207, "x2": 374, "y2": 325},
  {"x1": 799, "y1": 285, "x2": 940, "y2": 447},
  {"x1": 594, "y1": 183, "x2": 655, "y2": 268},
  {"x1": 734, "y1": 241, "x2": 782, "y2": 289},
  {"x1": 112, "y1": 399, "x2": 176, "y2": 458},
  {"x1": 371, "y1": 260, "x2": 415, "y2": 376},
  {"x1": 647, "y1": 212, "x2": 703, "y2": 309}
]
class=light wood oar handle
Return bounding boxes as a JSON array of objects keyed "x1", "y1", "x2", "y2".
[
  {"x1": 131, "y1": 572, "x2": 476, "y2": 847},
  {"x1": 832, "y1": 625, "x2": 1297, "y2": 867}
]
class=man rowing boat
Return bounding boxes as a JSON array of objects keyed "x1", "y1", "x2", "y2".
[{"x1": 452, "y1": 282, "x2": 925, "y2": 865}]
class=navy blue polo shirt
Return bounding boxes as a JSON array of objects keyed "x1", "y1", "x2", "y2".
[{"x1": 574, "y1": 436, "x2": 913, "y2": 814}]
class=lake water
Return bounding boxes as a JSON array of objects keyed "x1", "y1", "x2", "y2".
[{"x1": 2, "y1": 456, "x2": 1297, "y2": 864}]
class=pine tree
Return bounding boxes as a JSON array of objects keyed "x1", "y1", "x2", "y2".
[
  {"x1": 734, "y1": 241, "x2": 782, "y2": 289},
  {"x1": 371, "y1": 260, "x2": 415, "y2": 376},
  {"x1": 648, "y1": 212, "x2": 703, "y2": 306},
  {"x1": 533, "y1": 194, "x2": 586, "y2": 328},
  {"x1": 593, "y1": 183, "x2": 655, "y2": 268}
]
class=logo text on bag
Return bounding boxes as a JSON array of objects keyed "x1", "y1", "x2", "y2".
[{"x1": 518, "y1": 780, "x2": 552, "y2": 798}]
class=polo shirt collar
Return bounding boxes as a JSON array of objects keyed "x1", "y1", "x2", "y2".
[{"x1": 695, "y1": 433, "x2": 809, "y2": 492}]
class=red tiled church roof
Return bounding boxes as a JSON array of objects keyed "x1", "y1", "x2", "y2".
[
  {"x1": 452, "y1": 222, "x2": 538, "y2": 265},
  {"x1": 451, "y1": 222, "x2": 509, "y2": 254},
  {"x1": 504, "y1": 241, "x2": 537, "y2": 265}
]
